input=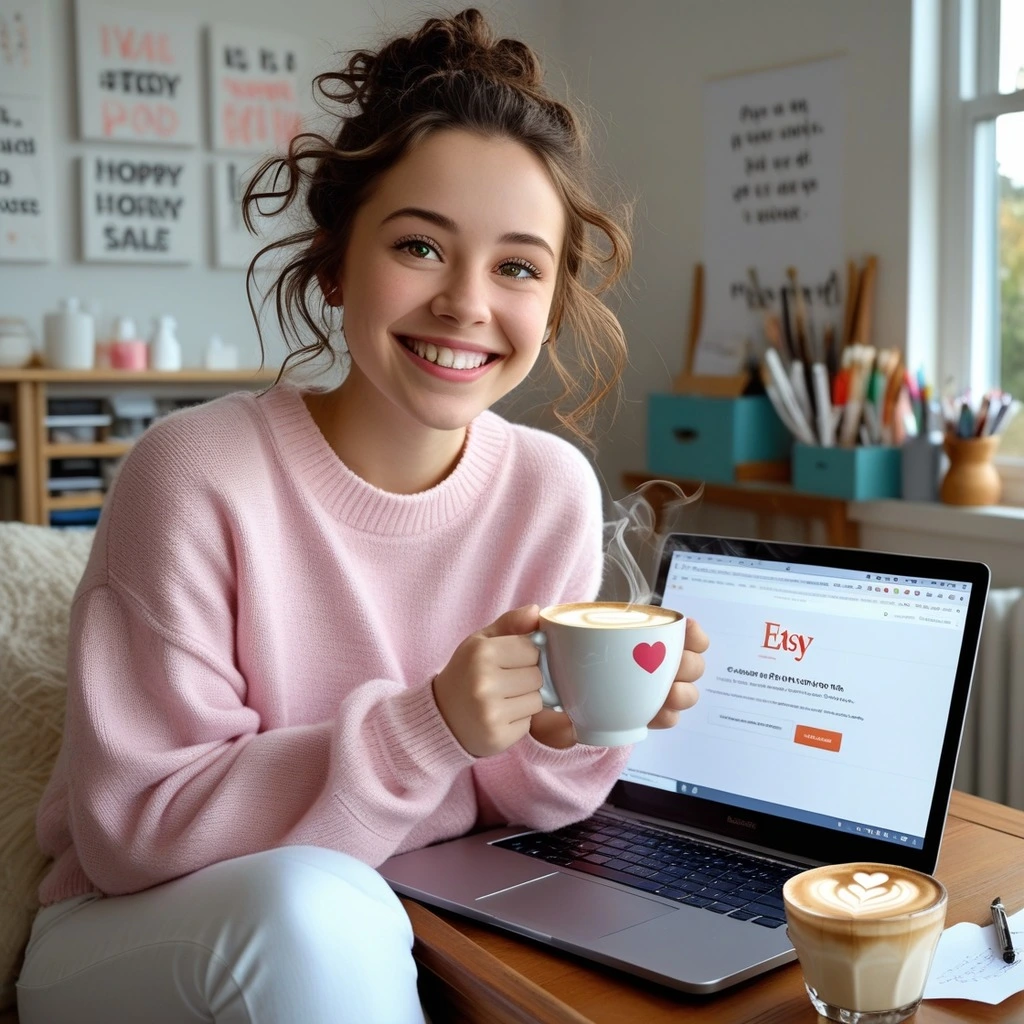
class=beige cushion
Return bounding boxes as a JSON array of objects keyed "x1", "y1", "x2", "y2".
[{"x1": 0, "y1": 524, "x2": 94, "y2": 1010}]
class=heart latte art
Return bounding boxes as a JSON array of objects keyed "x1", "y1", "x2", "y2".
[
  {"x1": 809, "y1": 872, "x2": 921, "y2": 916},
  {"x1": 785, "y1": 863, "x2": 945, "y2": 920}
]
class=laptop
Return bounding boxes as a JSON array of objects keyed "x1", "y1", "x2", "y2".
[{"x1": 382, "y1": 534, "x2": 991, "y2": 994}]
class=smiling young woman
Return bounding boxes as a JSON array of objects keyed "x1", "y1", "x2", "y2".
[{"x1": 16, "y1": 10, "x2": 707, "y2": 1024}]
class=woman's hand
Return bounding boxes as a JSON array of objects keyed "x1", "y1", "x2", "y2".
[
  {"x1": 433, "y1": 605, "x2": 544, "y2": 757},
  {"x1": 648, "y1": 617, "x2": 708, "y2": 730}
]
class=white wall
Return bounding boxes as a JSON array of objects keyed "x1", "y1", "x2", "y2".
[
  {"x1": 554, "y1": 0, "x2": 917, "y2": 499},
  {"x1": 6, "y1": 0, "x2": 923, "y2": 504},
  {"x1": 2, "y1": 0, "x2": 560, "y2": 369}
]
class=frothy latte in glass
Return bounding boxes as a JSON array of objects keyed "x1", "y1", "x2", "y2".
[
  {"x1": 783, "y1": 862, "x2": 947, "y2": 1023},
  {"x1": 543, "y1": 602, "x2": 679, "y2": 629}
]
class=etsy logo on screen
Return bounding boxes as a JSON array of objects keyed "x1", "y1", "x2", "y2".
[{"x1": 761, "y1": 622, "x2": 814, "y2": 662}]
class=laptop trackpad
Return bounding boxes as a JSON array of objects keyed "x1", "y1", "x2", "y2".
[{"x1": 477, "y1": 872, "x2": 675, "y2": 941}]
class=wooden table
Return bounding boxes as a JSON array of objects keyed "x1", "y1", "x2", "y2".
[
  {"x1": 404, "y1": 791, "x2": 1024, "y2": 1023},
  {"x1": 621, "y1": 472, "x2": 860, "y2": 549}
]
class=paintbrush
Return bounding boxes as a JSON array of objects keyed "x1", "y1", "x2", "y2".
[
  {"x1": 780, "y1": 288, "x2": 796, "y2": 362},
  {"x1": 842, "y1": 259, "x2": 860, "y2": 349},
  {"x1": 762, "y1": 311, "x2": 789, "y2": 366},
  {"x1": 787, "y1": 266, "x2": 812, "y2": 364}
]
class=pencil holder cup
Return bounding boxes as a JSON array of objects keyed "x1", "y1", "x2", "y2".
[
  {"x1": 940, "y1": 435, "x2": 1001, "y2": 506},
  {"x1": 901, "y1": 435, "x2": 942, "y2": 502}
]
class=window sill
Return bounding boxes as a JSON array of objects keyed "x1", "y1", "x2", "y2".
[{"x1": 848, "y1": 500, "x2": 1024, "y2": 543}]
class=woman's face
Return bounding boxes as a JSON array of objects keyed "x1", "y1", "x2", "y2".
[{"x1": 329, "y1": 128, "x2": 565, "y2": 434}]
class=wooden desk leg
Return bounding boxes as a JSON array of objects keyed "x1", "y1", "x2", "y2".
[{"x1": 824, "y1": 505, "x2": 859, "y2": 548}]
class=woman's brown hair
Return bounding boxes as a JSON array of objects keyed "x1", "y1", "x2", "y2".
[{"x1": 243, "y1": 8, "x2": 631, "y2": 444}]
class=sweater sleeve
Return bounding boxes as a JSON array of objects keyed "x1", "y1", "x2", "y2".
[
  {"x1": 62, "y1": 581, "x2": 474, "y2": 895},
  {"x1": 470, "y1": 438, "x2": 631, "y2": 831}
]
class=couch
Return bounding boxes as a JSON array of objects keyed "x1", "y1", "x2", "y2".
[{"x1": 0, "y1": 523, "x2": 95, "y2": 1022}]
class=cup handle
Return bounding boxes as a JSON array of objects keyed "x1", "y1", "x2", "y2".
[{"x1": 529, "y1": 630, "x2": 563, "y2": 711}]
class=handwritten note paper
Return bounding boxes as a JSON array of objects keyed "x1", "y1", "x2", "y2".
[
  {"x1": 924, "y1": 907, "x2": 1024, "y2": 1004},
  {"x1": 212, "y1": 155, "x2": 279, "y2": 268},
  {"x1": 0, "y1": 2, "x2": 51, "y2": 261},
  {"x1": 207, "y1": 25, "x2": 305, "y2": 154},
  {"x1": 0, "y1": 0, "x2": 43, "y2": 95},
  {"x1": 696, "y1": 57, "x2": 845, "y2": 375},
  {"x1": 80, "y1": 148, "x2": 199, "y2": 264},
  {"x1": 0, "y1": 96, "x2": 52, "y2": 261},
  {"x1": 75, "y1": 1, "x2": 199, "y2": 146}
]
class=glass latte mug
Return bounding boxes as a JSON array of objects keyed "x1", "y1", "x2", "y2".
[{"x1": 783, "y1": 862, "x2": 947, "y2": 1023}]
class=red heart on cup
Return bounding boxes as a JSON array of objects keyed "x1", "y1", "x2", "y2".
[{"x1": 632, "y1": 641, "x2": 666, "y2": 673}]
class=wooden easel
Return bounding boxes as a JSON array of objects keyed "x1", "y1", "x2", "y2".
[{"x1": 671, "y1": 263, "x2": 750, "y2": 398}]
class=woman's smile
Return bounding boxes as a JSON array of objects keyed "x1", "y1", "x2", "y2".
[{"x1": 397, "y1": 334, "x2": 501, "y2": 379}]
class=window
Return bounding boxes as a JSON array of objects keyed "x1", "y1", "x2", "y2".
[{"x1": 943, "y1": 0, "x2": 1024, "y2": 492}]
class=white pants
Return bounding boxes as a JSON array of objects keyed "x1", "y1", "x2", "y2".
[{"x1": 17, "y1": 846, "x2": 427, "y2": 1024}]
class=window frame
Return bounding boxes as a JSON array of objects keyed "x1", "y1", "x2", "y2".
[{"x1": 941, "y1": 0, "x2": 1024, "y2": 501}]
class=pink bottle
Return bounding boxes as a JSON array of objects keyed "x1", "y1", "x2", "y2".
[{"x1": 109, "y1": 316, "x2": 148, "y2": 371}]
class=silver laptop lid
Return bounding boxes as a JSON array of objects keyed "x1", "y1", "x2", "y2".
[{"x1": 606, "y1": 534, "x2": 990, "y2": 875}]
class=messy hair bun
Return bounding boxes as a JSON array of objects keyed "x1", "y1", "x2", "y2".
[
  {"x1": 245, "y1": 8, "x2": 630, "y2": 445},
  {"x1": 340, "y1": 9, "x2": 546, "y2": 99}
]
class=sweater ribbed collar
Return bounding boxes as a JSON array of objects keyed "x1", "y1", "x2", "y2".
[{"x1": 256, "y1": 384, "x2": 507, "y2": 535}]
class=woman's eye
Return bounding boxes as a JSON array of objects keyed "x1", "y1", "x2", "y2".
[
  {"x1": 498, "y1": 260, "x2": 540, "y2": 280},
  {"x1": 395, "y1": 237, "x2": 441, "y2": 261}
]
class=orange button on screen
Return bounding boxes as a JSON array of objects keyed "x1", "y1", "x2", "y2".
[{"x1": 794, "y1": 724, "x2": 843, "y2": 752}]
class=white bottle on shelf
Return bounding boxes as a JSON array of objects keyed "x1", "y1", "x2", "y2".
[
  {"x1": 203, "y1": 334, "x2": 239, "y2": 370},
  {"x1": 43, "y1": 297, "x2": 96, "y2": 369},
  {"x1": 150, "y1": 315, "x2": 183, "y2": 371}
]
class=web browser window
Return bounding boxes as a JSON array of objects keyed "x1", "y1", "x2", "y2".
[{"x1": 621, "y1": 550, "x2": 973, "y2": 850}]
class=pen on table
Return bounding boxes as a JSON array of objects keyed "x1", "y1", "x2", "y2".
[{"x1": 991, "y1": 897, "x2": 1016, "y2": 964}]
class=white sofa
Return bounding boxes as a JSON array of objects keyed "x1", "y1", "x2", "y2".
[{"x1": 0, "y1": 523, "x2": 95, "y2": 1021}]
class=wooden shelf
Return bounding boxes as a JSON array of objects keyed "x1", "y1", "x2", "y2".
[
  {"x1": 0, "y1": 368, "x2": 279, "y2": 384},
  {"x1": 46, "y1": 491, "x2": 106, "y2": 511},
  {"x1": 5, "y1": 372, "x2": 279, "y2": 524},
  {"x1": 621, "y1": 471, "x2": 860, "y2": 548},
  {"x1": 45, "y1": 441, "x2": 134, "y2": 459}
]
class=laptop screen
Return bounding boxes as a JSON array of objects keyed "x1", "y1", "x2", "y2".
[{"x1": 612, "y1": 534, "x2": 989, "y2": 873}]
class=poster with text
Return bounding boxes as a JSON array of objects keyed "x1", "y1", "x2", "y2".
[
  {"x1": 207, "y1": 25, "x2": 305, "y2": 154},
  {"x1": 696, "y1": 57, "x2": 845, "y2": 376},
  {"x1": 0, "y1": 96, "x2": 52, "y2": 261},
  {"x1": 212, "y1": 155, "x2": 277, "y2": 268},
  {"x1": 0, "y1": 1, "x2": 44, "y2": 95},
  {"x1": 80, "y1": 148, "x2": 199, "y2": 263},
  {"x1": 76, "y1": 1, "x2": 199, "y2": 146}
]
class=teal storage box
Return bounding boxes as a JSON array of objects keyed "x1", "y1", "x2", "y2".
[
  {"x1": 647, "y1": 394, "x2": 791, "y2": 483},
  {"x1": 793, "y1": 444, "x2": 901, "y2": 500}
]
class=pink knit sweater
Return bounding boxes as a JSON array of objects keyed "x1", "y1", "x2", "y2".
[{"x1": 36, "y1": 384, "x2": 630, "y2": 904}]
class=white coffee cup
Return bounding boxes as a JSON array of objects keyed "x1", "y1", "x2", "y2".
[
  {"x1": 783, "y1": 861, "x2": 948, "y2": 1023},
  {"x1": 530, "y1": 601, "x2": 686, "y2": 747}
]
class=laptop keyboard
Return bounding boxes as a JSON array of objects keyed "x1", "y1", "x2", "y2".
[{"x1": 493, "y1": 812, "x2": 800, "y2": 928}]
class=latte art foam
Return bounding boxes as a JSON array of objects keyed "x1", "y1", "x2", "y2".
[
  {"x1": 545, "y1": 602, "x2": 679, "y2": 629},
  {"x1": 785, "y1": 864, "x2": 944, "y2": 920}
]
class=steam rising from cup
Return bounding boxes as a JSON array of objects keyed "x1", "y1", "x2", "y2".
[{"x1": 602, "y1": 480, "x2": 704, "y2": 606}]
